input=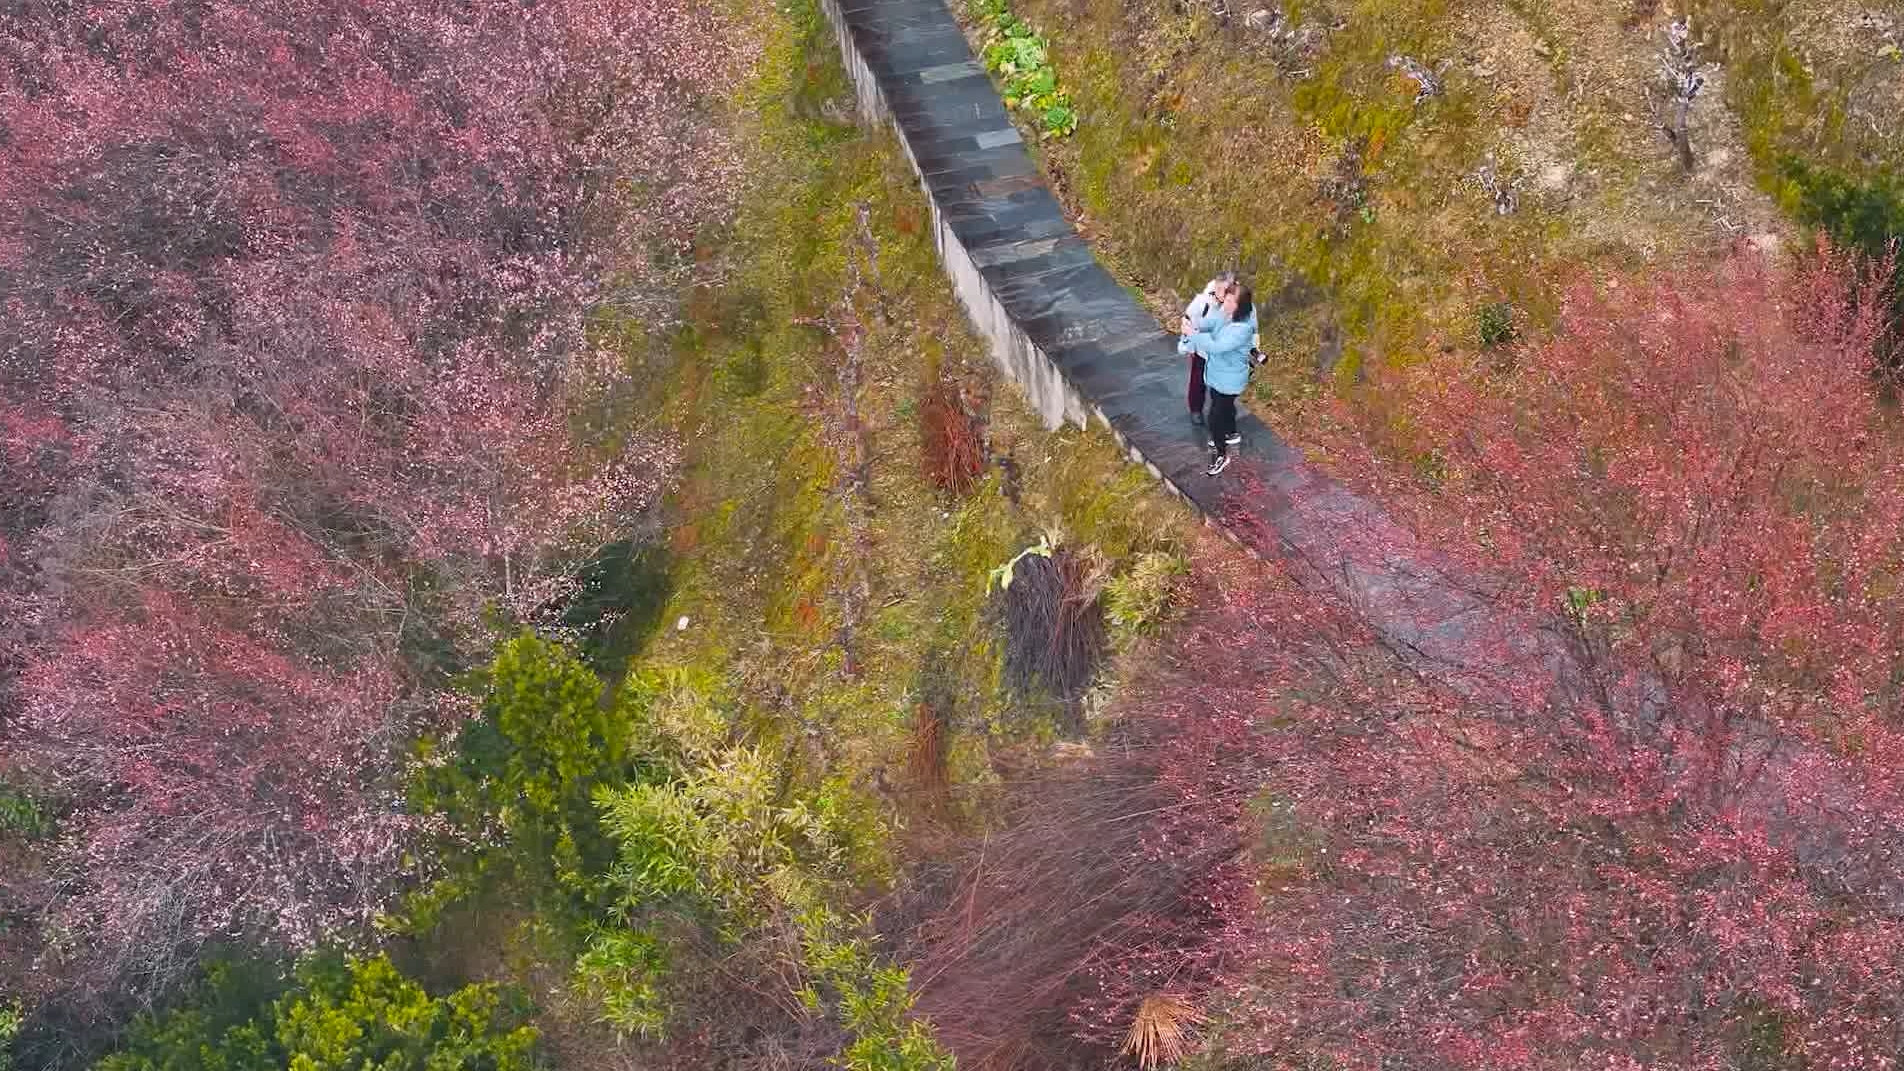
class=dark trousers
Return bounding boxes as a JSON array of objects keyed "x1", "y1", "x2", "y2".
[
  {"x1": 1208, "y1": 389, "x2": 1238, "y2": 456},
  {"x1": 1186, "y1": 354, "x2": 1206, "y2": 414}
]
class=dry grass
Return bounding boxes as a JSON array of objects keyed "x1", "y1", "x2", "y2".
[
  {"x1": 920, "y1": 377, "x2": 986, "y2": 495},
  {"x1": 906, "y1": 699, "x2": 951, "y2": 811},
  {"x1": 1120, "y1": 992, "x2": 1207, "y2": 1070}
]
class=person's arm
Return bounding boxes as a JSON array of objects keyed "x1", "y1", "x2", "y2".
[
  {"x1": 1180, "y1": 292, "x2": 1213, "y2": 333},
  {"x1": 1187, "y1": 319, "x2": 1252, "y2": 359}
]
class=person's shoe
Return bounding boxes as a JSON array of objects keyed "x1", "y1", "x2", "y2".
[
  {"x1": 1224, "y1": 432, "x2": 1242, "y2": 446},
  {"x1": 1205, "y1": 453, "x2": 1231, "y2": 477},
  {"x1": 1190, "y1": 410, "x2": 1205, "y2": 427},
  {"x1": 1205, "y1": 439, "x2": 1216, "y2": 451}
]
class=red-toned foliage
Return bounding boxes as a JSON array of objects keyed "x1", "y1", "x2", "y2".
[
  {"x1": 1170, "y1": 543, "x2": 1904, "y2": 1070},
  {"x1": 1050, "y1": 249, "x2": 1904, "y2": 1068},
  {"x1": 922, "y1": 521, "x2": 1904, "y2": 1069},
  {"x1": 1311, "y1": 245, "x2": 1904, "y2": 745},
  {"x1": 919, "y1": 378, "x2": 985, "y2": 495},
  {"x1": 0, "y1": 0, "x2": 750, "y2": 977},
  {"x1": 901, "y1": 545, "x2": 1332, "y2": 1068},
  {"x1": 915, "y1": 263, "x2": 1904, "y2": 1061}
]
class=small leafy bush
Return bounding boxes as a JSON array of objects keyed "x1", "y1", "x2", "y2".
[
  {"x1": 1777, "y1": 156, "x2": 1904, "y2": 260},
  {"x1": 410, "y1": 633, "x2": 647, "y2": 912},
  {"x1": 95, "y1": 955, "x2": 536, "y2": 1071},
  {"x1": 0, "y1": 999, "x2": 18, "y2": 1071},
  {"x1": 405, "y1": 638, "x2": 745, "y2": 942},
  {"x1": 971, "y1": 0, "x2": 1079, "y2": 138},
  {"x1": 572, "y1": 928, "x2": 672, "y2": 1039},
  {"x1": 0, "y1": 786, "x2": 47, "y2": 839},
  {"x1": 586, "y1": 749, "x2": 947, "y2": 1067},
  {"x1": 797, "y1": 908, "x2": 954, "y2": 1071},
  {"x1": 1774, "y1": 156, "x2": 1903, "y2": 350},
  {"x1": 1476, "y1": 301, "x2": 1517, "y2": 349}
]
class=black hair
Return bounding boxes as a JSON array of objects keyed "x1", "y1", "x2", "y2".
[{"x1": 1233, "y1": 284, "x2": 1253, "y2": 321}]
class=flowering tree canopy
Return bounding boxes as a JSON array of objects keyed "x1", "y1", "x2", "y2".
[{"x1": 0, "y1": 0, "x2": 751, "y2": 978}]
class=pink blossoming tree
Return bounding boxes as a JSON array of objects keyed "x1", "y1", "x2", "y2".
[{"x1": 0, "y1": 0, "x2": 751, "y2": 988}]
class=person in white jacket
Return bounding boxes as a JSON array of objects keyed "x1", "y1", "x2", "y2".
[
  {"x1": 1180, "y1": 283, "x2": 1256, "y2": 477},
  {"x1": 1181, "y1": 271, "x2": 1237, "y2": 427}
]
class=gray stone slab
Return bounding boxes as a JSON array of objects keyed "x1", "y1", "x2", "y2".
[
  {"x1": 912, "y1": 142, "x2": 1036, "y2": 178},
  {"x1": 917, "y1": 59, "x2": 984, "y2": 82},
  {"x1": 863, "y1": 36, "x2": 974, "y2": 76},
  {"x1": 887, "y1": 80, "x2": 1007, "y2": 120},
  {"x1": 943, "y1": 213, "x2": 1072, "y2": 249}
]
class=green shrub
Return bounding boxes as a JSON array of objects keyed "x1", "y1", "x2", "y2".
[
  {"x1": 572, "y1": 928, "x2": 671, "y2": 1038},
  {"x1": 796, "y1": 908, "x2": 954, "y2": 1071},
  {"x1": 1, "y1": 998, "x2": 19, "y2": 1071},
  {"x1": 0, "y1": 785, "x2": 48, "y2": 839},
  {"x1": 583, "y1": 751, "x2": 945, "y2": 1067},
  {"x1": 1776, "y1": 156, "x2": 1904, "y2": 259},
  {"x1": 1476, "y1": 301, "x2": 1517, "y2": 349},
  {"x1": 1773, "y1": 156, "x2": 1903, "y2": 347},
  {"x1": 95, "y1": 955, "x2": 536, "y2": 1071},
  {"x1": 409, "y1": 633, "x2": 660, "y2": 914},
  {"x1": 593, "y1": 746, "x2": 863, "y2": 928}
]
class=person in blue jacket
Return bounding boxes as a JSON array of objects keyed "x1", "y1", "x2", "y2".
[
  {"x1": 1180, "y1": 271, "x2": 1237, "y2": 426},
  {"x1": 1178, "y1": 283, "x2": 1255, "y2": 476}
]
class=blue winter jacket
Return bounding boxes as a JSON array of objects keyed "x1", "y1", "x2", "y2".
[{"x1": 1180, "y1": 306, "x2": 1257, "y2": 395}]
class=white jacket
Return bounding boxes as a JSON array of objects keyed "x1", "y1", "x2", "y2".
[
  {"x1": 1181, "y1": 279, "x2": 1261, "y2": 355},
  {"x1": 1182, "y1": 279, "x2": 1224, "y2": 327}
]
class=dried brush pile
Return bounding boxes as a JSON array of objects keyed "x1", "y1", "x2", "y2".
[{"x1": 991, "y1": 544, "x2": 1107, "y2": 708}]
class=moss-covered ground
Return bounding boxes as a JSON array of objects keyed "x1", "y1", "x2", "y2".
[{"x1": 953, "y1": 0, "x2": 1899, "y2": 408}]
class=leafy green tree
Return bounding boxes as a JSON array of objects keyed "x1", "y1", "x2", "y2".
[
  {"x1": 410, "y1": 634, "x2": 647, "y2": 909},
  {"x1": 405, "y1": 635, "x2": 743, "y2": 933},
  {"x1": 1777, "y1": 156, "x2": 1904, "y2": 259}
]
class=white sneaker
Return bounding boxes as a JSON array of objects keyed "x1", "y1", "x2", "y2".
[
  {"x1": 1224, "y1": 432, "x2": 1242, "y2": 446},
  {"x1": 1205, "y1": 454, "x2": 1231, "y2": 477}
]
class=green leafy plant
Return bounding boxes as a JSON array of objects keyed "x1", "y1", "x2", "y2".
[
  {"x1": 583, "y1": 750, "x2": 945, "y2": 1067},
  {"x1": 572, "y1": 928, "x2": 671, "y2": 1038},
  {"x1": 971, "y1": 0, "x2": 1079, "y2": 138},
  {"x1": 1477, "y1": 301, "x2": 1517, "y2": 349},
  {"x1": 0, "y1": 786, "x2": 47, "y2": 839},
  {"x1": 1776, "y1": 156, "x2": 1904, "y2": 260},
  {"x1": 408, "y1": 633, "x2": 646, "y2": 915},
  {"x1": 1773, "y1": 156, "x2": 1903, "y2": 349},
  {"x1": 1562, "y1": 585, "x2": 1603, "y2": 630},
  {"x1": 796, "y1": 908, "x2": 953, "y2": 1071},
  {"x1": 96, "y1": 955, "x2": 536, "y2": 1071},
  {"x1": 0, "y1": 998, "x2": 19, "y2": 1071},
  {"x1": 988, "y1": 533, "x2": 1055, "y2": 593}
]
